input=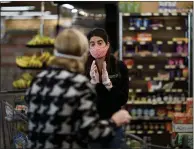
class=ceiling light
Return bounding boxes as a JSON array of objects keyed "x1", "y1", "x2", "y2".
[
  {"x1": 79, "y1": 10, "x2": 86, "y2": 16},
  {"x1": 43, "y1": 15, "x2": 58, "y2": 19},
  {"x1": 0, "y1": 1, "x2": 11, "y2": 3},
  {"x1": 71, "y1": 9, "x2": 78, "y2": 13},
  {"x1": 1, "y1": 6, "x2": 35, "y2": 11},
  {"x1": 1, "y1": 11, "x2": 20, "y2": 16},
  {"x1": 62, "y1": 4, "x2": 74, "y2": 9},
  {"x1": 21, "y1": 11, "x2": 51, "y2": 16},
  {"x1": 10, "y1": 16, "x2": 34, "y2": 20}
]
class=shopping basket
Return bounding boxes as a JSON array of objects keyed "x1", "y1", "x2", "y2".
[{"x1": 0, "y1": 97, "x2": 28, "y2": 149}]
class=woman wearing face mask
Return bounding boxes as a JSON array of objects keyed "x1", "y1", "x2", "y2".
[
  {"x1": 85, "y1": 28, "x2": 129, "y2": 148},
  {"x1": 25, "y1": 29, "x2": 131, "y2": 149}
]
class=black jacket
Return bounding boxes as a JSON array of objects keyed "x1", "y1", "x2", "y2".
[{"x1": 86, "y1": 55, "x2": 129, "y2": 119}]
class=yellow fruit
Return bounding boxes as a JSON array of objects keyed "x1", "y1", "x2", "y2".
[
  {"x1": 46, "y1": 56, "x2": 55, "y2": 66},
  {"x1": 22, "y1": 73, "x2": 33, "y2": 81},
  {"x1": 27, "y1": 80, "x2": 31, "y2": 87},
  {"x1": 16, "y1": 57, "x2": 29, "y2": 68}
]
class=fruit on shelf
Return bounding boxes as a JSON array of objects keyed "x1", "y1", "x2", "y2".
[
  {"x1": 27, "y1": 35, "x2": 55, "y2": 46},
  {"x1": 13, "y1": 73, "x2": 34, "y2": 89},
  {"x1": 16, "y1": 52, "x2": 53, "y2": 68},
  {"x1": 39, "y1": 51, "x2": 51, "y2": 62},
  {"x1": 16, "y1": 55, "x2": 43, "y2": 68}
]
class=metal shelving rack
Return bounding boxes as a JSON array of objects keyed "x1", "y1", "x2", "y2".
[{"x1": 119, "y1": 12, "x2": 193, "y2": 146}]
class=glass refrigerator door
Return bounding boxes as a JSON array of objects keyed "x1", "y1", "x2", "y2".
[{"x1": 188, "y1": 12, "x2": 193, "y2": 97}]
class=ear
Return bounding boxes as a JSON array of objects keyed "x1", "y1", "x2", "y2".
[{"x1": 107, "y1": 42, "x2": 110, "y2": 49}]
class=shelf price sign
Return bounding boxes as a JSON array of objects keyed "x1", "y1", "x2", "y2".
[{"x1": 173, "y1": 123, "x2": 193, "y2": 132}]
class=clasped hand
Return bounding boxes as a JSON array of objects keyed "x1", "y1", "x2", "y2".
[{"x1": 90, "y1": 60, "x2": 112, "y2": 89}]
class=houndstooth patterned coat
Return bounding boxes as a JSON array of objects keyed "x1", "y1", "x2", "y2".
[{"x1": 25, "y1": 68, "x2": 116, "y2": 149}]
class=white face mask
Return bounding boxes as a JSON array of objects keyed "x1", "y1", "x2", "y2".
[{"x1": 54, "y1": 50, "x2": 87, "y2": 60}]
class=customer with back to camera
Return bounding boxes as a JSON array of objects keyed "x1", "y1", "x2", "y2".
[
  {"x1": 85, "y1": 28, "x2": 130, "y2": 148},
  {"x1": 25, "y1": 28, "x2": 131, "y2": 149}
]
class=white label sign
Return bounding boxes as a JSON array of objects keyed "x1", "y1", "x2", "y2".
[{"x1": 173, "y1": 124, "x2": 193, "y2": 132}]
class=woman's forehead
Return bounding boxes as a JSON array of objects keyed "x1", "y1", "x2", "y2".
[{"x1": 90, "y1": 36, "x2": 104, "y2": 42}]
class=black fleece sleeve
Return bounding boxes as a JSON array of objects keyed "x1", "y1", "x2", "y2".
[{"x1": 96, "y1": 61, "x2": 129, "y2": 108}]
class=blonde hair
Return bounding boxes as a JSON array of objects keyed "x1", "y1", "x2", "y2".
[{"x1": 50, "y1": 28, "x2": 88, "y2": 73}]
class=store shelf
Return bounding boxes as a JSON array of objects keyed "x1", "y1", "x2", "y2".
[
  {"x1": 128, "y1": 89, "x2": 186, "y2": 93},
  {"x1": 124, "y1": 52, "x2": 188, "y2": 58},
  {"x1": 127, "y1": 65, "x2": 186, "y2": 70},
  {"x1": 122, "y1": 12, "x2": 188, "y2": 17},
  {"x1": 124, "y1": 40, "x2": 187, "y2": 46},
  {"x1": 127, "y1": 101, "x2": 186, "y2": 105},
  {"x1": 26, "y1": 44, "x2": 54, "y2": 48},
  {"x1": 127, "y1": 26, "x2": 185, "y2": 31},
  {"x1": 131, "y1": 116, "x2": 172, "y2": 121},
  {"x1": 129, "y1": 77, "x2": 187, "y2": 82},
  {"x1": 17, "y1": 65, "x2": 47, "y2": 70},
  {"x1": 125, "y1": 130, "x2": 168, "y2": 135},
  {"x1": 0, "y1": 89, "x2": 26, "y2": 94}
]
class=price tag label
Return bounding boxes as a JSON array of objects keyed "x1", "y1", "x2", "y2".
[
  {"x1": 181, "y1": 53, "x2": 187, "y2": 57},
  {"x1": 129, "y1": 89, "x2": 133, "y2": 93},
  {"x1": 175, "y1": 77, "x2": 180, "y2": 81},
  {"x1": 163, "y1": 12, "x2": 169, "y2": 16},
  {"x1": 152, "y1": 53, "x2": 158, "y2": 57},
  {"x1": 166, "y1": 53, "x2": 172, "y2": 57},
  {"x1": 181, "y1": 77, "x2": 186, "y2": 81},
  {"x1": 137, "y1": 65, "x2": 143, "y2": 69},
  {"x1": 136, "y1": 89, "x2": 142, "y2": 93},
  {"x1": 126, "y1": 41, "x2": 133, "y2": 45},
  {"x1": 123, "y1": 13, "x2": 130, "y2": 16},
  {"x1": 140, "y1": 27, "x2": 146, "y2": 30},
  {"x1": 153, "y1": 13, "x2": 159, "y2": 16},
  {"x1": 140, "y1": 54, "x2": 146, "y2": 57},
  {"x1": 166, "y1": 26, "x2": 172, "y2": 30},
  {"x1": 145, "y1": 77, "x2": 151, "y2": 81},
  {"x1": 140, "y1": 41, "x2": 146, "y2": 45},
  {"x1": 173, "y1": 124, "x2": 193, "y2": 132},
  {"x1": 181, "y1": 12, "x2": 187, "y2": 16},
  {"x1": 170, "y1": 65, "x2": 176, "y2": 69},
  {"x1": 165, "y1": 65, "x2": 170, "y2": 69},
  {"x1": 129, "y1": 27, "x2": 135, "y2": 30},
  {"x1": 148, "y1": 131, "x2": 154, "y2": 134},
  {"x1": 177, "y1": 41, "x2": 183, "y2": 44},
  {"x1": 157, "y1": 131, "x2": 163, "y2": 134},
  {"x1": 165, "y1": 89, "x2": 171, "y2": 92},
  {"x1": 137, "y1": 131, "x2": 143, "y2": 134},
  {"x1": 127, "y1": 53, "x2": 132, "y2": 57},
  {"x1": 168, "y1": 41, "x2": 173, "y2": 45},
  {"x1": 152, "y1": 27, "x2": 159, "y2": 30},
  {"x1": 129, "y1": 77, "x2": 131, "y2": 81},
  {"x1": 153, "y1": 77, "x2": 159, "y2": 81},
  {"x1": 175, "y1": 26, "x2": 181, "y2": 30},
  {"x1": 149, "y1": 65, "x2": 155, "y2": 69},
  {"x1": 172, "y1": 89, "x2": 177, "y2": 92},
  {"x1": 156, "y1": 41, "x2": 163, "y2": 45},
  {"x1": 164, "y1": 78, "x2": 169, "y2": 81},
  {"x1": 177, "y1": 89, "x2": 183, "y2": 92},
  {"x1": 127, "y1": 66, "x2": 132, "y2": 69},
  {"x1": 180, "y1": 65, "x2": 185, "y2": 69},
  {"x1": 172, "y1": 12, "x2": 177, "y2": 16}
]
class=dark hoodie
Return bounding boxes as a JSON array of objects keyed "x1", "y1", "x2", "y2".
[{"x1": 86, "y1": 54, "x2": 129, "y2": 119}]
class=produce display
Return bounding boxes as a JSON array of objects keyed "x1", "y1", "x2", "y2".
[
  {"x1": 27, "y1": 35, "x2": 55, "y2": 46},
  {"x1": 13, "y1": 73, "x2": 34, "y2": 89},
  {"x1": 16, "y1": 52, "x2": 54, "y2": 68}
]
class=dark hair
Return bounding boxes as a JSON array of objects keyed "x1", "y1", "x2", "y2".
[
  {"x1": 87, "y1": 28, "x2": 108, "y2": 44},
  {"x1": 85, "y1": 28, "x2": 111, "y2": 80}
]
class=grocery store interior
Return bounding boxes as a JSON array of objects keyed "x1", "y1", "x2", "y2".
[{"x1": 0, "y1": 1, "x2": 193, "y2": 149}]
